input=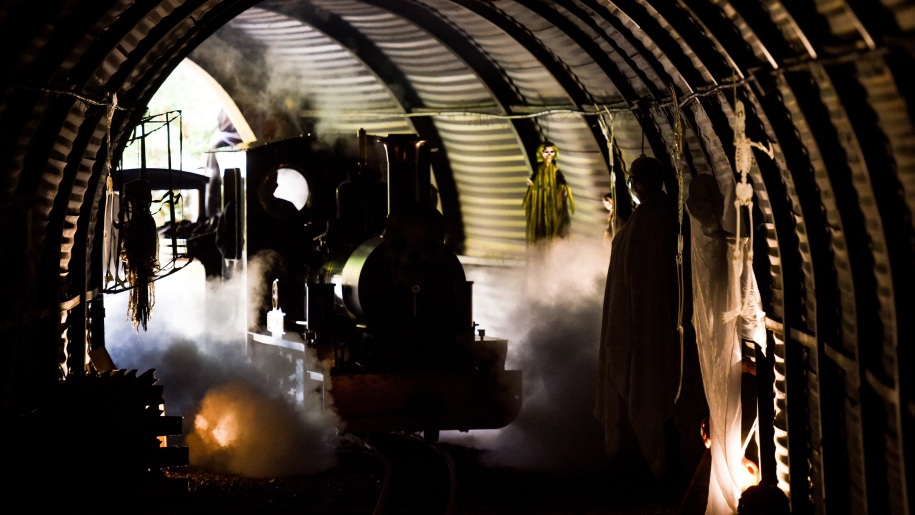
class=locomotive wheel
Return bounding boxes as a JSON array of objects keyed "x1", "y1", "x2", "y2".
[{"x1": 6, "y1": 368, "x2": 188, "y2": 502}]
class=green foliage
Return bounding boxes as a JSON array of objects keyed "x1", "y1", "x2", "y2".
[{"x1": 121, "y1": 61, "x2": 225, "y2": 173}]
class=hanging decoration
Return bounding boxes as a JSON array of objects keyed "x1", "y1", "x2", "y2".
[
  {"x1": 732, "y1": 98, "x2": 774, "y2": 257},
  {"x1": 670, "y1": 85, "x2": 686, "y2": 403},
  {"x1": 598, "y1": 109, "x2": 617, "y2": 236},
  {"x1": 103, "y1": 93, "x2": 125, "y2": 289},
  {"x1": 731, "y1": 96, "x2": 774, "y2": 354},
  {"x1": 120, "y1": 178, "x2": 159, "y2": 331},
  {"x1": 104, "y1": 176, "x2": 123, "y2": 286}
]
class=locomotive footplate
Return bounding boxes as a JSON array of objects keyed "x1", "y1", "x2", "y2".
[
  {"x1": 327, "y1": 369, "x2": 522, "y2": 435},
  {"x1": 325, "y1": 336, "x2": 522, "y2": 435}
]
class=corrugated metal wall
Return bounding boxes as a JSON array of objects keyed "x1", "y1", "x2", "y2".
[{"x1": 0, "y1": 1, "x2": 912, "y2": 513}]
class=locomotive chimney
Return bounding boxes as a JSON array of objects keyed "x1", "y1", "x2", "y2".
[{"x1": 379, "y1": 134, "x2": 432, "y2": 215}]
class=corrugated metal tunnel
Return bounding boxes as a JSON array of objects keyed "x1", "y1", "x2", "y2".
[{"x1": 0, "y1": 1, "x2": 912, "y2": 513}]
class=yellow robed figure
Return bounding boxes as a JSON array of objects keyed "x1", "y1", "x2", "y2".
[{"x1": 523, "y1": 142, "x2": 575, "y2": 244}]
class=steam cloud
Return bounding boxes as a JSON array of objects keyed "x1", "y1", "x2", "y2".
[
  {"x1": 106, "y1": 236, "x2": 613, "y2": 477},
  {"x1": 105, "y1": 256, "x2": 340, "y2": 478},
  {"x1": 444, "y1": 237, "x2": 612, "y2": 473}
]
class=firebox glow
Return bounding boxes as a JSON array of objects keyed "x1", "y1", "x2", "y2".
[
  {"x1": 185, "y1": 380, "x2": 338, "y2": 477},
  {"x1": 106, "y1": 257, "x2": 340, "y2": 479},
  {"x1": 195, "y1": 410, "x2": 240, "y2": 448}
]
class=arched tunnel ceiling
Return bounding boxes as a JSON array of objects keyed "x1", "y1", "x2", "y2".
[
  {"x1": 191, "y1": 0, "x2": 628, "y2": 258},
  {"x1": 1, "y1": 4, "x2": 914, "y2": 481},
  {"x1": 173, "y1": 0, "x2": 915, "y2": 266}
]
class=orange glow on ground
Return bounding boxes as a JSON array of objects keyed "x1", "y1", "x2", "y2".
[{"x1": 194, "y1": 401, "x2": 240, "y2": 449}]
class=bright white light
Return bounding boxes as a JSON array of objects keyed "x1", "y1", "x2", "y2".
[
  {"x1": 273, "y1": 167, "x2": 309, "y2": 210},
  {"x1": 211, "y1": 412, "x2": 239, "y2": 448}
]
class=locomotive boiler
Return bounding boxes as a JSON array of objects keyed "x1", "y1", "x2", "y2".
[{"x1": 240, "y1": 131, "x2": 522, "y2": 442}]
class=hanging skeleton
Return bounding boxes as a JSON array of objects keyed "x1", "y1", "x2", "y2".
[
  {"x1": 732, "y1": 99, "x2": 774, "y2": 256},
  {"x1": 120, "y1": 178, "x2": 159, "y2": 331},
  {"x1": 732, "y1": 98, "x2": 774, "y2": 351}
]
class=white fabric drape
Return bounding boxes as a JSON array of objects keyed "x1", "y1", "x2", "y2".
[{"x1": 688, "y1": 173, "x2": 766, "y2": 514}]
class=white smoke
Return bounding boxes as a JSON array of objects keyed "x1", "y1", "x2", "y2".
[
  {"x1": 442, "y1": 237, "x2": 612, "y2": 473},
  {"x1": 105, "y1": 233, "x2": 615, "y2": 477},
  {"x1": 105, "y1": 258, "x2": 340, "y2": 478}
]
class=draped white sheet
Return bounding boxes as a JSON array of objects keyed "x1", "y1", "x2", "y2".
[{"x1": 688, "y1": 173, "x2": 766, "y2": 514}]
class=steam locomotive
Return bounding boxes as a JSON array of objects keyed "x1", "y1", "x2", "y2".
[{"x1": 232, "y1": 131, "x2": 522, "y2": 442}]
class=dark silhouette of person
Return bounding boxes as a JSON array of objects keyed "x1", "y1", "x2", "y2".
[
  {"x1": 595, "y1": 155, "x2": 684, "y2": 482},
  {"x1": 205, "y1": 109, "x2": 243, "y2": 219}
]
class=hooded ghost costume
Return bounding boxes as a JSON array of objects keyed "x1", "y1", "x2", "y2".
[{"x1": 595, "y1": 156, "x2": 681, "y2": 479}]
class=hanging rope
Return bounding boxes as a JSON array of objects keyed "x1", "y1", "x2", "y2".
[
  {"x1": 670, "y1": 85, "x2": 687, "y2": 403},
  {"x1": 641, "y1": 126, "x2": 646, "y2": 155},
  {"x1": 598, "y1": 109, "x2": 618, "y2": 237}
]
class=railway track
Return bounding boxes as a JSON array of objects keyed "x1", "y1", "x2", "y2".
[
  {"x1": 357, "y1": 432, "x2": 457, "y2": 515},
  {"x1": 149, "y1": 431, "x2": 686, "y2": 514}
]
